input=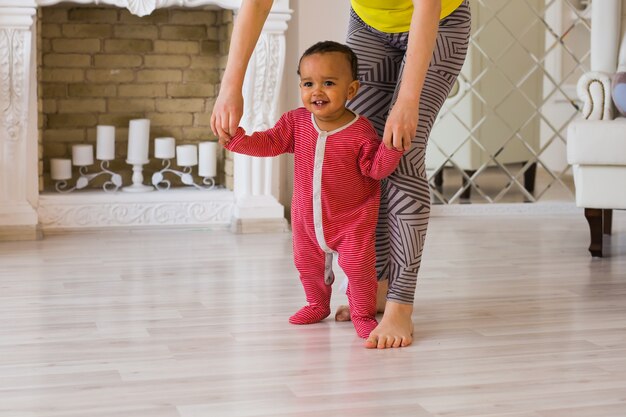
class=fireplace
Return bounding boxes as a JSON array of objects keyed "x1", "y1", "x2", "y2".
[{"x1": 0, "y1": 0, "x2": 291, "y2": 240}]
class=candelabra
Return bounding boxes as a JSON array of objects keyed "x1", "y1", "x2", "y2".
[
  {"x1": 151, "y1": 159, "x2": 215, "y2": 191},
  {"x1": 150, "y1": 141, "x2": 217, "y2": 191},
  {"x1": 51, "y1": 141, "x2": 123, "y2": 193},
  {"x1": 49, "y1": 130, "x2": 219, "y2": 193},
  {"x1": 53, "y1": 160, "x2": 123, "y2": 193}
]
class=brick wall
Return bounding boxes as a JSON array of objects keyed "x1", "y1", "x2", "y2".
[{"x1": 38, "y1": 5, "x2": 232, "y2": 190}]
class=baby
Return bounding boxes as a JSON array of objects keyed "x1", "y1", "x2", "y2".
[{"x1": 220, "y1": 41, "x2": 403, "y2": 338}]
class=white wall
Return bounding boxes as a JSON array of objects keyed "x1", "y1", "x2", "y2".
[
  {"x1": 277, "y1": 0, "x2": 351, "y2": 215},
  {"x1": 284, "y1": 0, "x2": 351, "y2": 111}
]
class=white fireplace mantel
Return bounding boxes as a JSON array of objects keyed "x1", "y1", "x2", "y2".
[{"x1": 0, "y1": 0, "x2": 290, "y2": 239}]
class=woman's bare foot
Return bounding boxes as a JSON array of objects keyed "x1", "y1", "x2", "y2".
[
  {"x1": 334, "y1": 304, "x2": 351, "y2": 321},
  {"x1": 364, "y1": 301, "x2": 414, "y2": 349},
  {"x1": 334, "y1": 279, "x2": 388, "y2": 321}
]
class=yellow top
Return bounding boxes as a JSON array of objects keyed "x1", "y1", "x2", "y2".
[{"x1": 351, "y1": 0, "x2": 465, "y2": 33}]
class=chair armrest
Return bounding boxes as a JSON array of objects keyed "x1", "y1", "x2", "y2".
[{"x1": 577, "y1": 71, "x2": 614, "y2": 120}]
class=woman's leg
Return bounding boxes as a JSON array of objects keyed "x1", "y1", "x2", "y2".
[
  {"x1": 334, "y1": 9, "x2": 403, "y2": 324},
  {"x1": 346, "y1": 3, "x2": 472, "y2": 348},
  {"x1": 345, "y1": 9, "x2": 405, "y2": 279}
]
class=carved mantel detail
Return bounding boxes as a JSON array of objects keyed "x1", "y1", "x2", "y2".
[
  {"x1": 38, "y1": 191, "x2": 235, "y2": 230},
  {"x1": 242, "y1": 33, "x2": 284, "y2": 132},
  {"x1": 108, "y1": 0, "x2": 159, "y2": 16},
  {"x1": 0, "y1": 28, "x2": 26, "y2": 143}
]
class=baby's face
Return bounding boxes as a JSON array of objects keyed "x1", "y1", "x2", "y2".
[{"x1": 299, "y1": 52, "x2": 359, "y2": 123}]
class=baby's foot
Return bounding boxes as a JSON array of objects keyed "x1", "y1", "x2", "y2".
[
  {"x1": 352, "y1": 315, "x2": 378, "y2": 339},
  {"x1": 289, "y1": 305, "x2": 331, "y2": 325}
]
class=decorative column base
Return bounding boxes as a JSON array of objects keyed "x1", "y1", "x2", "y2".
[
  {"x1": 0, "y1": 225, "x2": 42, "y2": 241},
  {"x1": 231, "y1": 195, "x2": 289, "y2": 233},
  {"x1": 0, "y1": 203, "x2": 41, "y2": 241}
]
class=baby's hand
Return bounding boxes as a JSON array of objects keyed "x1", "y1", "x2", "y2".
[{"x1": 218, "y1": 135, "x2": 231, "y2": 147}]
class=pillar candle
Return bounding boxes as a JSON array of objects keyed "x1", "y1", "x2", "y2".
[
  {"x1": 50, "y1": 158, "x2": 72, "y2": 180},
  {"x1": 96, "y1": 125, "x2": 115, "y2": 161},
  {"x1": 176, "y1": 144, "x2": 198, "y2": 167},
  {"x1": 127, "y1": 119, "x2": 150, "y2": 164},
  {"x1": 198, "y1": 141, "x2": 217, "y2": 178},
  {"x1": 72, "y1": 144, "x2": 94, "y2": 166},
  {"x1": 154, "y1": 137, "x2": 176, "y2": 159}
]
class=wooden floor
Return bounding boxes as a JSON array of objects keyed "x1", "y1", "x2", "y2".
[{"x1": 1, "y1": 211, "x2": 625, "y2": 417}]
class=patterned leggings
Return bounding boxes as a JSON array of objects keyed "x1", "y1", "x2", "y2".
[{"x1": 346, "y1": 2, "x2": 471, "y2": 304}]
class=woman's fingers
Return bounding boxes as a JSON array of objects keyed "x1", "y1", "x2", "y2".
[
  {"x1": 382, "y1": 126, "x2": 394, "y2": 150},
  {"x1": 389, "y1": 125, "x2": 409, "y2": 152},
  {"x1": 392, "y1": 128, "x2": 404, "y2": 151},
  {"x1": 210, "y1": 112, "x2": 218, "y2": 137},
  {"x1": 211, "y1": 92, "x2": 243, "y2": 142},
  {"x1": 385, "y1": 132, "x2": 410, "y2": 152},
  {"x1": 383, "y1": 106, "x2": 417, "y2": 152},
  {"x1": 403, "y1": 128, "x2": 414, "y2": 151},
  {"x1": 212, "y1": 112, "x2": 232, "y2": 143},
  {"x1": 228, "y1": 116, "x2": 239, "y2": 137}
]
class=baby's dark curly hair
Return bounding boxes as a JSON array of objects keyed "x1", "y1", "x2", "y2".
[{"x1": 297, "y1": 41, "x2": 359, "y2": 81}]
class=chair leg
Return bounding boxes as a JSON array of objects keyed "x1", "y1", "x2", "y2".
[
  {"x1": 523, "y1": 162, "x2": 537, "y2": 195},
  {"x1": 603, "y1": 209, "x2": 613, "y2": 235},
  {"x1": 461, "y1": 170, "x2": 476, "y2": 199},
  {"x1": 434, "y1": 169, "x2": 443, "y2": 192},
  {"x1": 584, "y1": 208, "x2": 604, "y2": 257}
]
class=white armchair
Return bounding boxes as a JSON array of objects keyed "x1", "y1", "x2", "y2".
[{"x1": 567, "y1": 0, "x2": 626, "y2": 257}]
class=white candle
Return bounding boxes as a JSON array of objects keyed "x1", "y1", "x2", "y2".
[
  {"x1": 127, "y1": 119, "x2": 150, "y2": 164},
  {"x1": 72, "y1": 144, "x2": 94, "y2": 166},
  {"x1": 176, "y1": 144, "x2": 198, "y2": 167},
  {"x1": 96, "y1": 125, "x2": 115, "y2": 161},
  {"x1": 198, "y1": 141, "x2": 217, "y2": 178},
  {"x1": 154, "y1": 137, "x2": 176, "y2": 159},
  {"x1": 50, "y1": 158, "x2": 72, "y2": 180}
]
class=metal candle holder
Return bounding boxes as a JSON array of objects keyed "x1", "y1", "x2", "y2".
[
  {"x1": 151, "y1": 159, "x2": 215, "y2": 191},
  {"x1": 54, "y1": 160, "x2": 123, "y2": 193}
]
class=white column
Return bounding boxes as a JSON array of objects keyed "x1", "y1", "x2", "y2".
[
  {"x1": 590, "y1": 0, "x2": 622, "y2": 73},
  {"x1": 0, "y1": 1, "x2": 40, "y2": 240},
  {"x1": 232, "y1": 4, "x2": 291, "y2": 233}
]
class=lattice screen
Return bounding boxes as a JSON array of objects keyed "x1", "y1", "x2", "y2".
[{"x1": 428, "y1": 0, "x2": 591, "y2": 204}]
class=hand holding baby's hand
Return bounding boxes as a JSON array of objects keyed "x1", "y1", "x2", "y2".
[{"x1": 383, "y1": 99, "x2": 419, "y2": 152}]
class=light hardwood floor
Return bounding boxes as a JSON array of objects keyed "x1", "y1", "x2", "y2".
[{"x1": 1, "y1": 211, "x2": 625, "y2": 417}]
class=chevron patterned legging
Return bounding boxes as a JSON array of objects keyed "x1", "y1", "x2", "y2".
[{"x1": 346, "y1": 2, "x2": 471, "y2": 304}]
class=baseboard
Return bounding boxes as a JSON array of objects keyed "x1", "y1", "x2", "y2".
[
  {"x1": 231, "y1": 217, "x2": 290, "y2": 234},
  {"x1": 0, "y1": 225, "x2": 43, "y2": 241},
  {"x1": 430, "y1": 202, "x2": 583, "y2": 216}
]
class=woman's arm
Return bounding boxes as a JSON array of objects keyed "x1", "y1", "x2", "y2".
[
  {"x1": 383, "y1": 0, "x2": 440, "y2": 151},
  {"x1": 210, "y1": 0, "x2": 274, "y2": 142}
]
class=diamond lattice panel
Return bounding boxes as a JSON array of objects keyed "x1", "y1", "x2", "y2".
[{"x1": 427, "y1": 0, "x2": 590, "y2": 204}]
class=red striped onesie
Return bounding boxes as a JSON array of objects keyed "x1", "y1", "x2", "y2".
[{"x1": 225, "y1": 108, "x2": 403, "y2": 338}]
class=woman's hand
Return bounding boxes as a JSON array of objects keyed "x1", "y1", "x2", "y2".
[
  {"x1": 211, "y1": 88, "x2": 243, "y2": 144},
  {"x1": 382, "y1": 98, "x2": 420, "y2": 151}
]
